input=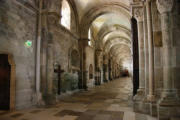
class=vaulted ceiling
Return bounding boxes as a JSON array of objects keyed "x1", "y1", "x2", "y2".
[
  {"x1": 73, "y1": 0, "x2": 132, "y2": 68},
  {"x1": 75, "y1": 0, "x2": 130, "y2": 19},
  {"x1": 74, "y1": 0, "x2": 132, "y2": 68}
]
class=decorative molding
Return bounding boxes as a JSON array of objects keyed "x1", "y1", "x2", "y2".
[
  {"x1": 14, "y1": 0, "x2": 38, "y2": 14},
  {"x1": 156, "y1": 0, "x2": 174, "y2": 14},
  {"x1": 133, "y1": 7, "x2": 144, "y2": 21},
  {"x1": 0, "y1": 53, "x2": 16, "y2": 111},
  {"x1": 47, "y1": 12, "x2": 61, "y2": 25}
]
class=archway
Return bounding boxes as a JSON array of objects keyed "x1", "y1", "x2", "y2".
[
  {"x1": 80, "y1": 3, "x2": 130, "y2": 38},
  {"x1": 131, "y1": 17, "x2": 139, "y2": 96},
  {"x1": 0, "y1": 54, "x2": 15, "y2": 111},
  {"x1": 61, "y1": 0, "x2": 71, "y2": 29}
]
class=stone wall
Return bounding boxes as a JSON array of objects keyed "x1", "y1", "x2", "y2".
[
  {"x1": 85, "y1": 46, "x2": 95, "y2": 88},
  {"x1": 0, "y1": 0, "x2": 37, "y2": 109},
  {"x1": 51, "y1": 26, "x2": 79, "y2": 72},
  {"x1": 173, "y1": 0, "x2": 180, "y2": 96},
  {"x1": 49, "y1": 24, "x2": 80, "y2": 94},
  {"x1": 151, "y1": 1, "x2": 163, "y2": 98}
]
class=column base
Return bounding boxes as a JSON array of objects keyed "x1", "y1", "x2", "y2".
[
  {"x1": 133, "y1": 88, "x2": 145, "y2": 101},
  {"x1": 150, "y1": 102, "x2": 157, "y2": 117},
  {"x1": 133, "y1": 99, "x2": 151, "y2": 114},
  {"x1": 158, "y1": 89, "x2": 179, "y2": 106},
  {"x1": 42, "y1": 93, "x2": 56, "y2": 105},
  {"x1": 157, "y1": 90, "x2": 180, "y2": 120},
  {"x1": 35, "y1": 92, "x2": 45, "y2": 106},
  {"x1": 133, "y1": 89, "x2": 150, "y2": 114},
  {"x1": 147, "y1": 95, "x2": 156, "y2": 102}
]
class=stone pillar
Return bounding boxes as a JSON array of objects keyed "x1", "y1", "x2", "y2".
[
  {"x1": 134, "y1": 7, "x2": 145, "y2": 99},
  {"x1": 146, "y1": 0, "x2": 155, "y2": 102},
  {"x1": 79, "y1": 39, "x2": 88, "y2": 89},
  {"x1": 36, "y1": 0, "x2": 43, "y2": 105},
  {"x1": 157, "y1": 0, "x2": 180, "y2": 119},
  {"x1": 108, "y1": 58, "x2": 112, "y2": 80},
  {"x1": 95, "y1": 49, "x2": 103, "y2": 85},
  {"x1": 143, "y1": 4, "x2": 149, "y2": 98},
  {"x1": 45, "y1": 42, "x2": 56, "y2": 104},
  {"x1": 47, "y1": 43, "x2": 54, "y2": 95},
  {"x1": 41, "y1": 0, "x2": 62, "y2": 104},
  {"x1": 103, "y1": 55, "x2": 109, "y2": 82}
]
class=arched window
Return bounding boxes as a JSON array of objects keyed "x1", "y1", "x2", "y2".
[
  {"x1": 61, "y1": 0, "x2": 71, "y2": 30},
  {"x1": 88, "y1": 29, "x2": 92, "y2": 46}
]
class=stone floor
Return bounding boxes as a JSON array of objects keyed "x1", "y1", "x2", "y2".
[{"x1": 0, "y1": 77, "x2": 157, "y2": 120}]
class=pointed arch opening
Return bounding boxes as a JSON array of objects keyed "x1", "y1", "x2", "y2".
[{"x1": 61, "y1": 0, "x2": 71, "y2": 30}]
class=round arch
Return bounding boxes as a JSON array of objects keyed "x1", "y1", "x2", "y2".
[
  {"x1": 108, "y1": 44, "x2": 131, "y2": 56},
  {"x1": 97, "y1": 24, "x2": 131, "y2": 42},
  {"x1": 104, "y1": 38, "x2": 131, "y2": 52},
  {"x1": 80, "y1": 2, "x2": 131, "y2": 38},
  {"x1": 102, "y1": 32, "x2": 131, "y2": 43},
  {"x1": 61, "y1": 0, "x2": 80, "y2": 34}
]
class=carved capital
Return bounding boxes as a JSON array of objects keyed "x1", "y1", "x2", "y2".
[
  {"x1": 48, "y1": 0, "x2": 62, "y2": 13},
  {"x1": 133, "y1": 7, "x2": 144, "y2": 22},
  {"x1": 96, "y1": 50, "x2": 103, "y2": 56},
  {"x1": 156, "y1": 0, "x2": 174, "y2": 14},
  {"x1": 47, "y1": 12, "x2": 60, "y2": 25}
]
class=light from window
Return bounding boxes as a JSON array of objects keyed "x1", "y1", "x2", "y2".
[
  {"x1": 61, "y1": 0, "x2": 71, "y2": 29},
  {"x1": 88, "y1": 41, "x2": 92, "y2": 46},
  {"x1": 88, "y1": 29, "x2": 91, "y2": 39}
]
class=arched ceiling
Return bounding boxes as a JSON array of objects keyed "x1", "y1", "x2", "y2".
[
  {"x1": 109, "y1": 44, "x2": 131, "y2": 62},
  {"x1": 74, "y1": 0, "x2": 130, "y2": 19},
  {"x1": 102, "y1": 31, "x2": 131, "y2": 45},
  {"x1": 92, "y1": 13, "x2": 131, "y2": 34},
  {"x1": 72, "y1": 0, "x2": 132, "y2": 67},
  {"x1": 104, "y1": 38, "x2": 131, "y2": 53}
]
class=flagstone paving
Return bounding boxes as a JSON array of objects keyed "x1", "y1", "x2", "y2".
[{"x1": 0, "y1": 77, "x2": 157, "y2": 120}]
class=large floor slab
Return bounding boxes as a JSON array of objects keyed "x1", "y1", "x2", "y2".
[{"x1": 0, "y1": 77, "x2": 157, "y2": 120}]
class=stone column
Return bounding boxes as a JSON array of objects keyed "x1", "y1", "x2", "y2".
[
  {"x1": 42, "y1": 0, "x2": 62, "y2": 104},
  {"x1": 95, "y1": 49, "x2": 103, "y2": 85},
  {"x1": 157, "y1": 0, "x2": 178, "y2": 103},
  {"x1": 134, "y1": 7, "x2": 145, "y2": 98},
  {"x1": 146, "y1": 0, "x2": 155, "y2": 102},
  {"x1": 79, "y1": 39, "x2": 88, "y2": 89},
  {"x1": 104, "y1": 55, "x2": 109, "y2": 82},
  {"x1": 47, "y1": 43, "x2": 54, "y2": 95},
  {"x1": 45, "y1": 42, "x2": 56, "y2": 104},
  {"x1": 143, "y1": 3, "x2": 149, "y2": 98},
  {"x1": 157, "y1": 0, "x2": 180, "y2": 119},
  {"x1": 108, "y1": 58, "x2": 112, "y2": 80},
  {"x1": 157, "y1": 0, "x2": 179, "y2": 102},
  {"x1": 36, "y1": 0, "x2": 43, "y2": 104}
]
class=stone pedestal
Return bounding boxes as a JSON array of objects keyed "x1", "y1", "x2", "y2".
[{"x1": 133, "y1": 99, "x2": 151, "y2": 114}]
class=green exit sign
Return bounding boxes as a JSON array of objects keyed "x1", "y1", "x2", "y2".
[{"x1": 25, "y1": 40, "x2": 32, "y2": 48}]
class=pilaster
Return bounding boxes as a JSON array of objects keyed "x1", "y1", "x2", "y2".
[{"x1": 156, "y1": 0, "x2": 180, "y2": 119}]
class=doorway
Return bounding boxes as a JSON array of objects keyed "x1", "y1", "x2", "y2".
[
  {"x1": 0, "y1": 54, "x2": 10, "y2": 110},
  {"x1": 0, "y1": 53, "x2": 15, "y2": 111},
  {"x1": 131, "y1": 17, "x2": 139, "y2": 96}
]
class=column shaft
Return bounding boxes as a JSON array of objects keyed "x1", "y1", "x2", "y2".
[
  {"x1": 137, "y1": 21, "x2": 145, "y2": 92},
  {"x1": 143, "y1": 5, "x2": 149, "y2": 96},
  {"x1": 146, "y1": 1, "x2": 155, "y2": 101}
]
